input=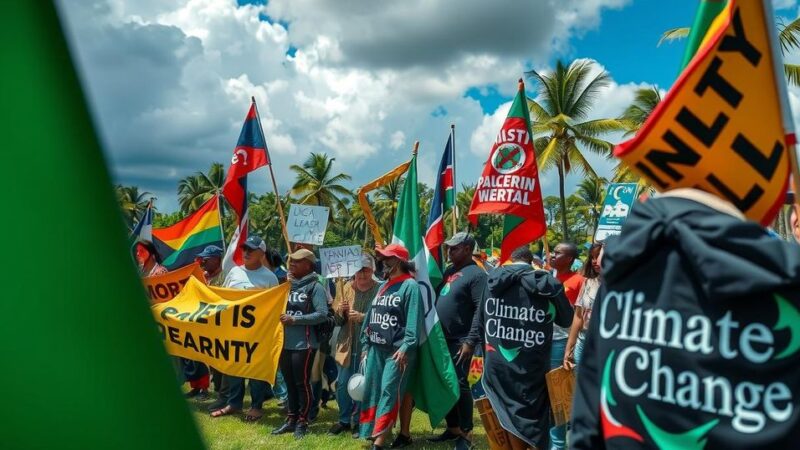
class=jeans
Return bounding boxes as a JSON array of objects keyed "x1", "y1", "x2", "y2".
[
  {"x1": 226, "y1": 377, "x2": 270, "y2": 410},
  {"x1": 273, "y1": 370, "x2": 288, "y2": 402},
  {"x1": 550, "y1": 338, "x2": 566, "y2": 370},
  {"x1": 335, "y1": 358, "x2": 360, "y2": 426},
  {"x1": 279, "y1": 348, "x2": 317, "y2": 423},
  {"x1": 444, "y1": 341, "x2": 474, "y2": 432},
  {"x1": 574, "y1": 333, "x2": 586, "y2": 367},
  {"x1": 549, "y1": 338, "x2": 567, "y2": 450}
]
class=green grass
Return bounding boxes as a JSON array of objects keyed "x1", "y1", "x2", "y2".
[{"x1": 188, "y1": 394, "x2": 489, "y2": 449}]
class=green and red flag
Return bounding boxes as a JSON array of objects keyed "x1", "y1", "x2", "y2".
[
  {"x1": 392, "y1": 152, "x2": 458, "y2": 426},
  {"x1": 468, "y1": 79, "x2": 546, "y2": 263}
]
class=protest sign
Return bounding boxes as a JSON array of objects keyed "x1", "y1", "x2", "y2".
[
  {"x1": 151, "y1": 277, "x2": 289, "y2": 383},
  {"x1": 614, "y1": 0, "x2": 792, "y2": 225},
  {"x1": 142, "y1": 262, "x2": 206, "y2": 304},
  {"x1": 287, "y1": 204, "x2": 329, "y2": 245},
  {"x1": 594, "y1": 183, "x2": 638, "y2": 241},
  {"x1": 545, "y1": 367, "x2": 576, "y2": 426},
  {"x1": 320, "y1": 245, "x2": 362, "y2": 278}
]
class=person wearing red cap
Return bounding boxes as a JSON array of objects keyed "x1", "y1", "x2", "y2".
[{"x1": 358, "y1": 244, "x2": 424, "y2": 450}]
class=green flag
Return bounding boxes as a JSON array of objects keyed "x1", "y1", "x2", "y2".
[
  {"x1": 2, "y1": 2, "x2": 203, "y2": 448},
  {"x1": 681, "y1": 0, "x2": 728, "y2": 68},
  {"x1": 392, "y1": 154, "x2": 459, "y2": 427}
]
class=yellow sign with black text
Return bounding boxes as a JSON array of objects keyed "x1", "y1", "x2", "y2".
[
  {"x1": 142, "y1": 262, "x2": 206, "y2": 304},
  {"x1": 151, "y1": 277, "x2": 288, "y2": 383},
  {"x1": 615, "y1": 0, "x2": 791, "y2": 224}
]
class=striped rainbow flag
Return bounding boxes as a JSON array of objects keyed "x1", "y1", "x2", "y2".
[{"x1": 153, "y1": 195, "x2": 224, "y2": 270}]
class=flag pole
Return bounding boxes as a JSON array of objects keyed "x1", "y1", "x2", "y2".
[
  {"x1": 450, "y1": 124, "x2": 458, "y2": 236},
  {"x1": 412, "y1": 140, "x2": 419, "y2": 156},
  {"x1": 764, "y1": 0, "x2": 800, "y2": 224},
  {"x1": 251, "y1": 96, "x2": 292, "y2": 255},
  {"x1": 215, "y1": 192, "x2": 227, "y2": 254}
]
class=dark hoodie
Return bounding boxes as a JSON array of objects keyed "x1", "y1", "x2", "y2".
[
  {"x1": 471, "y1": 262, "x2": 573, "y2": 450},
  {"x1": 571, "y1": 190, "x2": 800, "y2": 450},
  {"x1": 284, "y1": 272, "x2": 328, "y2": 350}
]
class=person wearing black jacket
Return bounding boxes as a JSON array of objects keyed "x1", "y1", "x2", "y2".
[
  {"x1": 427, "y1": 232, "x2": 487, "y2": 450},
  {"x1": 571, "y1": 189, "x2": 800, "y2": 449},
  {"x1": 469, "y1": 246, "x2": 573, "y2": 449}
]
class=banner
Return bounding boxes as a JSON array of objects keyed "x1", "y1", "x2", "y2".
[
  {"x1": 615, "y1": 0, "x2": 793, "y2": 225},
  {"x1": 142, "y1": 263, "x2": 206, "y2": 304},
  {"x1": 151, "y1": 277, "x2": 289, "y2": 383},
  {"x1": 594, "y1": 183, "x2": 638, "y2": 241},
  {"x1": 320, "y1": 245, "x2": 362, "y2": 278},
  {"x1": 287, "y1": 204, "x2": 330, "y2": 245}
]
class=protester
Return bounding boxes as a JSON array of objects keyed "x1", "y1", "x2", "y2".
[
  {"x1": 329, "y1": 254, "x2": 380, "y2": 438},
  {"x1": 134, "y1": 240, "x2": 167, "y2": 276},
  {"x1": 358, "y1": 244, "x2": 423, "y2": 450},
  {"x1": 571, "y1": 189, "x2": 800, "y2": 449},
  {"x1": 263, "y1": 249, "x2": 288, "y2": 283},
  {"x1": 469, "y1": 246, "x2": 573, "y2": 449},
  {"x1": 549, "y1": 242, "x2": 582, "y2": 365},
  {"x1": 194, "y1": 245, "x2": 227, "y2": 399},
  {"x1": 210, "y1": 236, "x2": 278, "y2": 420},
  {"x1": 427, "y1": 232, "x2": 487, "y2": 450},
  {"x1": 271, "y1": 248, "x2": 328, "y2": 439},
  {"x1": 563, "y1": 242, "x2": 603, "y2": 371}
]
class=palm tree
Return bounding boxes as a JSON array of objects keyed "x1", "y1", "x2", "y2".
[
  {"x1": 116, "y1": 185, "x2": 152, "y2": 229},
  {"x1": 614, "y1": 87, "x2": 662, "y2": 189},
  {"x1": 574, "y1": 177, "x2": 607, "y2": 235},
  {"x1": 372, "y1": 178, "x2": 404, "y2": 236},
  {"x1": 289, "y1": 153, "x2": 353, "y2": 214},
  {"x1": 659, "y1": 17, "x2": 800, "y2": 85},
  {"x1": 527, "y1": 59, "x2": 628, "y2": 240},
  {"x1": 177, "y1": 162, "x2": 225, "y2": 213}
]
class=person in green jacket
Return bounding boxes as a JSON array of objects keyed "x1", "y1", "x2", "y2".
[{"x1": 358, "y1": 244, "x2": 424, "y2": 450}]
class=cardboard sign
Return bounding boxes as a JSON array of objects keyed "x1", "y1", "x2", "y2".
[
  {"x1": 287, "y1": 204, "x2": 329, "y2": 245},
  {"x1": 320, "y1": 245, "x2": 362, "y2": 278},
  {"x1": 614, "y1": 0, "x2": 791, "y2": 225},
  {"x1": 595, "y1": 183, "x2": 638, "y2": 241},
  {"x1": 545, "y1": 367, "x2": 576, "y2": 427}
]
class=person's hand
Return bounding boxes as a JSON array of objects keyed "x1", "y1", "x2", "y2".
[
  {"x1": 563, "y1": 355, "x2": 575, "y2": 371},
  {"x1": 348, "y1": 310, "x2": 365, "y2": 323},
  {"x1": 392, "y1": 349, "x2": 408, "y2": 370},
  {"x1": 455, "y1": 342, "x2": 474, "y2": 366},
  {"x1": 280, "y1": 314, "x2": 294, "y2": 325}
]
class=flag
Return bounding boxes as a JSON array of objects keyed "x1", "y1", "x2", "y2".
[
  {"x1": 615, "y1": 0, "x2": 794, "y2": 225},
  {"x1": 424, "y1": 134, "x2": 455, "y2": 271},
  {"x1": 131, "y1": 200, "x2": 153, "y2": 242},
  {"x1": 152, "y1": 195, "x2": 224, "y2": 270},
  {"x1": 357, "y1": 160, "x2": 411, "y2": 246},
  {"x1": 468, "y1": 80, "x2": 546, "y2": 263},
  {"x1": 681, "y1": 0, "x2": 728, "y2": 68},
  {"x1": 392, "y1": 153, "x2": 458, "y2": 426},
  {"x1": 221, "y1": 101, "x2": 269, "y2": 269},
  {"x1": 4, "y1": 2, "x2": 202, "y2": 447}
]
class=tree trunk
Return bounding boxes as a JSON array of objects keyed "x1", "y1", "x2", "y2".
[{"x1": 558, "y1": 160, "x2": 569, "y2": 241}]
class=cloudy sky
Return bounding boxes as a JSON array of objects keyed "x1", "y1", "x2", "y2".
[{"x1": 56, "y1": 0, "x2": 800, "y2": 212}]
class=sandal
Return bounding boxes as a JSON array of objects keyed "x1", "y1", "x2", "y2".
[
  {"x1": 210, "y1": 405, "x2": 239, "y2": 418},
  {"x1": 243, "y1": 408, "x2": 264, "y2": 422}
]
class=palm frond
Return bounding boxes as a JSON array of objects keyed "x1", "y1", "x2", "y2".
[
  {"x1": 572, "y1": 118, "x2": 628, "y2": 137},
  {"x1": 779, "y1": 17, "x2": 800, "y2": 52},
  {"x1": 658, "y1": 27, "x2": 690, "y2": 46},
  {"x1": 785, "y1": 63, "x2": 800, "y2": 87}
]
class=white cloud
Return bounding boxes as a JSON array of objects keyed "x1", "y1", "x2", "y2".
[{"x1": 56, "y1": 0, "x2": 634, "y2": 211}]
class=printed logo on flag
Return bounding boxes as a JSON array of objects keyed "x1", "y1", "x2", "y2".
[{"x1": 491, "y1": 144, "x2": 526, "y2": 174}]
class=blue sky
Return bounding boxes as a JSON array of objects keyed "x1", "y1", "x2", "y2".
[{"x1": 58, "y1": 0, "x2": 800, "y2": 212}]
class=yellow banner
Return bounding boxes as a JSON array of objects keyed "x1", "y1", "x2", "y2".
[
  {"x1": 151, "y1": 277, "x2": 289, "y2": 383},
  {"x1": 356, "y1": 160, "x2": 410, "y2": 245},
  {"x1": 615, "y1": 0, "x2": 791, "y2": 225},
  {"x1": 142, "y1": 262, "x2": 206, "y2": 304}
]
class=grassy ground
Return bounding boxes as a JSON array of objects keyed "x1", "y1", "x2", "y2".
[{"x1": 187, "y1": 393, "x2": 488, "y2": 449}]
